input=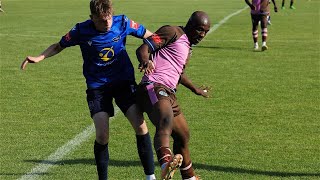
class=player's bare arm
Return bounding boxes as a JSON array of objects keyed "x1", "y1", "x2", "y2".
[
  {"x1": 136, "y1": 43, "x2": 154, "y2": 74},
  {"x1": 143, "y1": 29, "x2": 153, "y2": 38},
  {"x1": 245, "y1": 0, "x2": 256, "y2": 10},
  {"x1": 21, "y1": 43, "x2": 65, "y2": 70},
  {"x1": 179, "y1": 73, "x2": 210, "y2": 98}
]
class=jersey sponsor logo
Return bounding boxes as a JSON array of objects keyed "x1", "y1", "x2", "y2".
[
  {"x1": 159, "y1": 90, "x2": 168, "y2": 97},
  {"x1": 130, "y1": 20, "x2": 139, "y2": 29},
  {"x1": 151, "y1": 34, "x2": 162, "y2": 44},
  {"x1": 64, "y1": 32, "x2": 71, "y2": 41},
  {"x1": 112, "y1": 35, "x2": 121, "y2": 42},
  {"x1": 99, "y1": 47, "x2": 115, "y2": 62}
]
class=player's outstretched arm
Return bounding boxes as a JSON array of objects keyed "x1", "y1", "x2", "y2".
[
  {"x1": 245, "y1": 0, "x2": 256, "y2": 10},
  {"x1": 179, "y1": 73, "x2": 210, "y2": 98},
  {"x1": 21, "y1": 43, "x2": 65, "y2": 70}
]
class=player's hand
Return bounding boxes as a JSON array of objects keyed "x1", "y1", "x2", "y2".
[
  {"x1": 193, "y1": 85, "x2": 211, "y2": 98},
  {"x1": 21, "y1": 56, "x2": 44, "y2": 70},
  {"x1": 250, "y1": 5, "x2": 256, "y2": 11},
  {"x1": 274, "y1": 6, "x2": 278, "y2": 12},
  {"x1": 138, "y1": 60, "x2": 155, "y2": 75}
]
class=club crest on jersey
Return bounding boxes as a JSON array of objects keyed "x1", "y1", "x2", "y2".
[
  {"x1": 159, "y1": 90, "x2": 168, "y2": 97},
  {"x1": 151, "y1": 34, "x2": 162, "y2": 44},
  {"x1": 88, "y1": 41, "x2": 92, "y2": 46},
  {"x1": 112, "y1": 36, "x2": 121, "y2": 42},
  {"x1": 99, "y1": 47, "x2": 115, "y2": 62}
]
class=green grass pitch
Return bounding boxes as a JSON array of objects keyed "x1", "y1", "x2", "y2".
[{"x1": 0, "y1": 0, "x2": 319, "y2": 179}]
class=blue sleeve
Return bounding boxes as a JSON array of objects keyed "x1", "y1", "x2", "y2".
[
  {"x1": 59, "y1": 24, "x2": 80, "y2": 48},
  {"x1": 123, "y1": 15, "x2": 146, "y2": 38}
]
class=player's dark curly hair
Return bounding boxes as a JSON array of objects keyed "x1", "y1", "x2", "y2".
[{"x1": 90, "y1": 0, "x2": 113, "y2": 16}]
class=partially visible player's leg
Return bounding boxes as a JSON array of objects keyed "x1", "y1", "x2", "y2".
[
  {"x1": 261, "y1": 15, "x2": 268, "y2": 51},
  {"x1": 251, "y1": 14, "x2": 260, "y2": 50},
  {"x1": 93, "y1": 112, "x2": 110, "y2": 180},
  {"x1": 136, "y1": 83, "x2": 182, "y2": 179},
  {"x1": 290, "y1": 0, "x2": 295, "y2": 9},
  {"x1": 149, "y1": 98, "x2": 174, "y2": 161},
  {"x1": 147, "y1": 97, "x2": 181, "y2": 179},
  {"x1": 172, "y1": 113, "x2": 198, "y2": 180},
  {"x1": 282, "y1": 0, "x2": 286, "y2": 9},
  {"x1": 267, "y1": 15, "x2": 272, "y2": 25},
  {"x1": 125, "y1": 104, "x2": 155, "y2": 179},
  {"x1": 87, "y1": 88, "x2": 113, "y2": 180},
  {"x1": 116, "y1": 82, "x2": 155, "y2": 179}
]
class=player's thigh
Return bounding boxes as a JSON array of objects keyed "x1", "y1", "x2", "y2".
[
  {"x1": 137, "y1": 83, "x2": 174, "y2": 127},
  {"x1": 86, "y1": 88, "x2": 114, "y2": 117},
  {"x1": 125, "y1": 104, "x2": 148, "y2": 134},
  {"x1": 260, "y1": 15, "x2": 268, "y2": 29},
  {"x1": 113, "y1": 81, "x2": 137, "y2": 115},
  {"x1": 148, "y1": 99, "x2": 174, "y2": 129},
  {"x1": 251, "y1": 14, "x2": 259, "y2": 29}
]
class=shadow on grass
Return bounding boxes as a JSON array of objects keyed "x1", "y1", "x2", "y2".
[
  {"x1": 20, "y1": 159, "x2": 320, "y2": 177},
  {"x1": 24, "y1": 158, "x2": 139, "y2": 167},
  {"x1": 193, "y1": 163, "x2": 320, "y2": 177}
]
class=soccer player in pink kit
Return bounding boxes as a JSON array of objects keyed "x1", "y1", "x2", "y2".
[
  {"x1": 245, "y1": 0, "x2": 278, "y2": 51},
  {"x1": 136, "y1": 11, "x2": 210, "y2": 180}
]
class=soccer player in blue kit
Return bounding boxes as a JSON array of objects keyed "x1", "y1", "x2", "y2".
[{"x1": 21, "y1": 0, "x2": 155, "y2": 179}]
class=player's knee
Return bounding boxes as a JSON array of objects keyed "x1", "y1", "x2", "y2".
[
  {"x1": 96, "y1": 132, "x2": 108, "y2": 144},
  {"x1": 160, "y1": 116, "x2": 173, "y2": 129},
  {"x1": 135, "y1": 121, "x2": 149, "y2": 135}
]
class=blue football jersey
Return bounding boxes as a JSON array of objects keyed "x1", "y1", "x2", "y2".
[{"x1": 59, "y1": 15, "x2": 146, "y2": 89}]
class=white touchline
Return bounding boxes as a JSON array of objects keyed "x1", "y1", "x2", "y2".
[
  {"x1": 19, "y1": 108, "x2": 120, "y2": 180},
  {"x1": 207, "y1": 6, "x2": 249, "y2": 35},
  {"x1": 18, "y1": 6, "x2": 249, "y2": 180},
  {"x1": 0, "y1": 33, "x2": 60, "y2": 39}
]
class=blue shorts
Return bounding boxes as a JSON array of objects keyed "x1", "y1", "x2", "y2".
[{"x1": 86, "y1": 81, "x2": 137, "y2": 117}]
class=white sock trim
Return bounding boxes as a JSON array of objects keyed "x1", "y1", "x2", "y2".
[
  {"x1": 183, "y1": 176, "x2": 196, "y2": 180},
  {"x1": 180, "y1": 162, "x2": 192, "y2": 171}
]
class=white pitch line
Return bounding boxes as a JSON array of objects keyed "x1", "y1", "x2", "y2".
[
  {"x1": 207, "y1": 6, "x2": 249, "y2": 35},
  {"x1": 19, "y1": 109, "x2": 119, "y2": 180},
  {"x1": 19, "y1": 124, "x2": 95, "y2": 180},
  {"x1": 0, "y1": 33, "x2": 60, "y2": 39},
  {"x1": 18, "y1": 6, "x2": 249, "y2": 180}
]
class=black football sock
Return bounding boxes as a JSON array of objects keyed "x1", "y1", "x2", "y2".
[
  {"x1": 136, "y1": 132, "x2": 155, "y2": 175},
  {"x1": 94, "y1": 141, "x2": 109, "y2": 180}
]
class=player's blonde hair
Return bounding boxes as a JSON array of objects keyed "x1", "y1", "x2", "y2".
[{"x1": 90, "y1": 0, "x2": 113, "y2": 17}]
